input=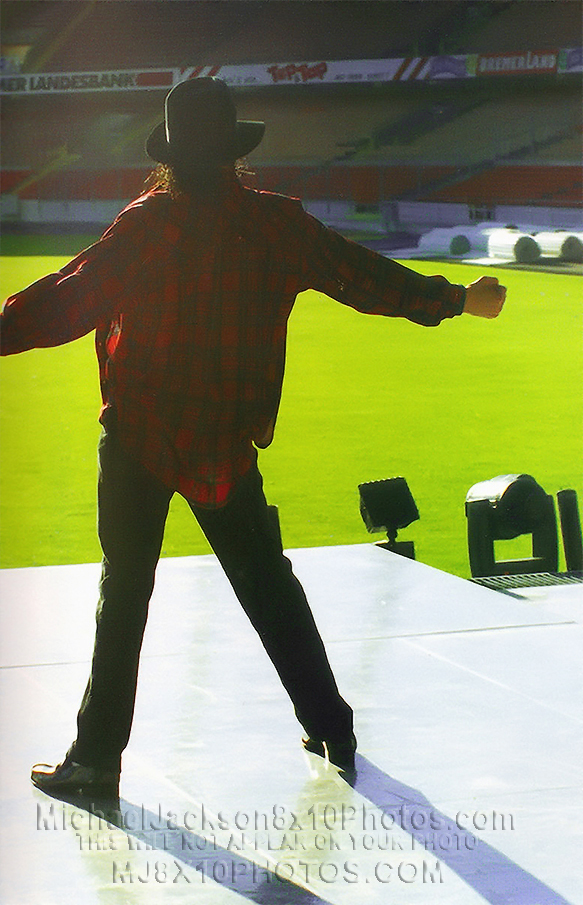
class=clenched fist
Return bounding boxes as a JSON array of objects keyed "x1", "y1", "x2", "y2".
[{"x1": 464, "y1": 276, "x2": 506, "y2": 319}]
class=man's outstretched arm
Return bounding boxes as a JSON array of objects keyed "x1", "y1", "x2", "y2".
[
  {"x1": 290, "y1": 203, "x2": 505, "y2": 326},
  {"x1": 0, "y1": 201, "x2": 149, "y2": 356}
]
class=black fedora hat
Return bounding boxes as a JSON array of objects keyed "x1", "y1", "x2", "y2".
[{"x1": 146, "y1": 77, "x2": 265, "y2": 167}]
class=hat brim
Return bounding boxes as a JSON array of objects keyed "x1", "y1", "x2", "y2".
[{"x1": 146, "y1": 119, "x2": 265, "y2": 165}]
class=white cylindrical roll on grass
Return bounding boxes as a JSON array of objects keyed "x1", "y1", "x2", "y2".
[
  {"x1": 488, "y1": 229, "x2": 541, "y2": 263},
  {"x1": 417, "y1": 228, "x2": 470, "y2": 256},
  {"x1": 534, "y1": 231, "x2": 583, "y2": 262},
  {"x1": 458, "y1": 224, "x2": 506, "y2": 253}
]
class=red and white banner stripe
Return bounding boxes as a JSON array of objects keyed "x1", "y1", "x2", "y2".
[
  {"x1": 180, "y1": 65, "x2": 223, "y2": 80},
  {"x1": 392, "y1": 57, "x2": 431, "y2": 80}
]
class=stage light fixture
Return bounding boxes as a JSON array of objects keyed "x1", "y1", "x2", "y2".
[
  {"x1": 465, "y1": 474, "x2": 558, "y2": 577},
  {"x1": 557, "y1": 489, "x2": 583, "y2": 572},
  {"x1": 358, "y1": 477, "x2": 419, "y2": 559}
]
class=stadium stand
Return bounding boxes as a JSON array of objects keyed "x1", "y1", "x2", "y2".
[
  {"x1": 1, "y1": 1, "x2": 581, "y2": 238},
  {"x1": 463, "y1": 0, "x2": 583, "y2": 54},
  {"x1": 431, "y1": 164, "x2": 582, "y2": 207}
]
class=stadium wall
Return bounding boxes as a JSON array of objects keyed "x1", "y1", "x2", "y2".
[
  {"x1": 394, "y1": 201, "x2": 583, "y2": 231},
  {"x1": 1, "y1": 163, "x2": 580, "y2": 227}
]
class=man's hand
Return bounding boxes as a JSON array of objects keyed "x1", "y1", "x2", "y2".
[{"x1": 464, "y1": 276, "x2": 506, "y2": 318}]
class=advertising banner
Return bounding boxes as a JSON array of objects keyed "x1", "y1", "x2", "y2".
[
  {"x1": 1, "y1": 49, "x2": 579, "y2": 95},
  {"x1": 476, "y1": 50, "x2": 558, "y2": 76},
  {"x1": 0, "y1": 57, "x2": 476, "y2": 95},
  {"x1": 0, "y1": 68, "x2": 174, "y2": 95},
  {"x1": 558, "y1": 47, "x2": 583, "y2": 74},
  {"x1": 178, "y1": 56, "x2": 473, "y2": 86}
]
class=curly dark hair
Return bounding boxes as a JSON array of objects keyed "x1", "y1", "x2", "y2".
[{"x1": 144, "y1": 159, "x2": 252, "y2": 200}]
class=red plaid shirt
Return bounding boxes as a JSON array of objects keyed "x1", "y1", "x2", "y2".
[{"x1": 1, "y1": 177, "x2": 465, "y2": 506}]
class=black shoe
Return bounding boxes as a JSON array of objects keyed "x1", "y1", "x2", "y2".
[
  {"x1": 31, "y1": 759, "x2": 120, "y2": 795},
  {"x1": 302, "y1": 733, "x2": 357, "y2": 771}
]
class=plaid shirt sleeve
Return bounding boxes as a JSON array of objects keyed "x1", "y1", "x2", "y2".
[
  {"x1": 277, "y1": 200, "x2": 466, "y2": 325},
  {"x1": 0, "y1": 199, "x2": 151, "y2": 356}
]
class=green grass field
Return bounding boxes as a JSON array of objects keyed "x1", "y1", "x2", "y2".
[{"x1": 1, "y1": 243, "x2": 581, "y2": 576}]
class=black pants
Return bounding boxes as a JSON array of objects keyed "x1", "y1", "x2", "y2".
[{"x1": 72, "y1": 423, "x2": 353, "y2": 768}]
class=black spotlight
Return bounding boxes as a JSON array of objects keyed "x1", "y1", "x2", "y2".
[
  {"x1": 557, "y1": 489, "x2": 583, "y2": 572},
  {"x1": 465, "y1": 474, "x2": 558, "y2": 577},
  {"x1": 359, "y1": 477, "x2": 419, "y2": 559}
]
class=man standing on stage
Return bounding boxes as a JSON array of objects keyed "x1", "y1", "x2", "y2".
[{"x1": 0, "y1": 78, "x2": 505, "y2": 793}]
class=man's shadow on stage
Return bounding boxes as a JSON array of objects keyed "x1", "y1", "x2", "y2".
[{"x1": 43, "y1": 754, "x2": 572, "y2": 905}]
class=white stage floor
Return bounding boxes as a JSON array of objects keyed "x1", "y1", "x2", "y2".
[{"x1": 0, "y1": 544, "x2": 581, "y2": 904}]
